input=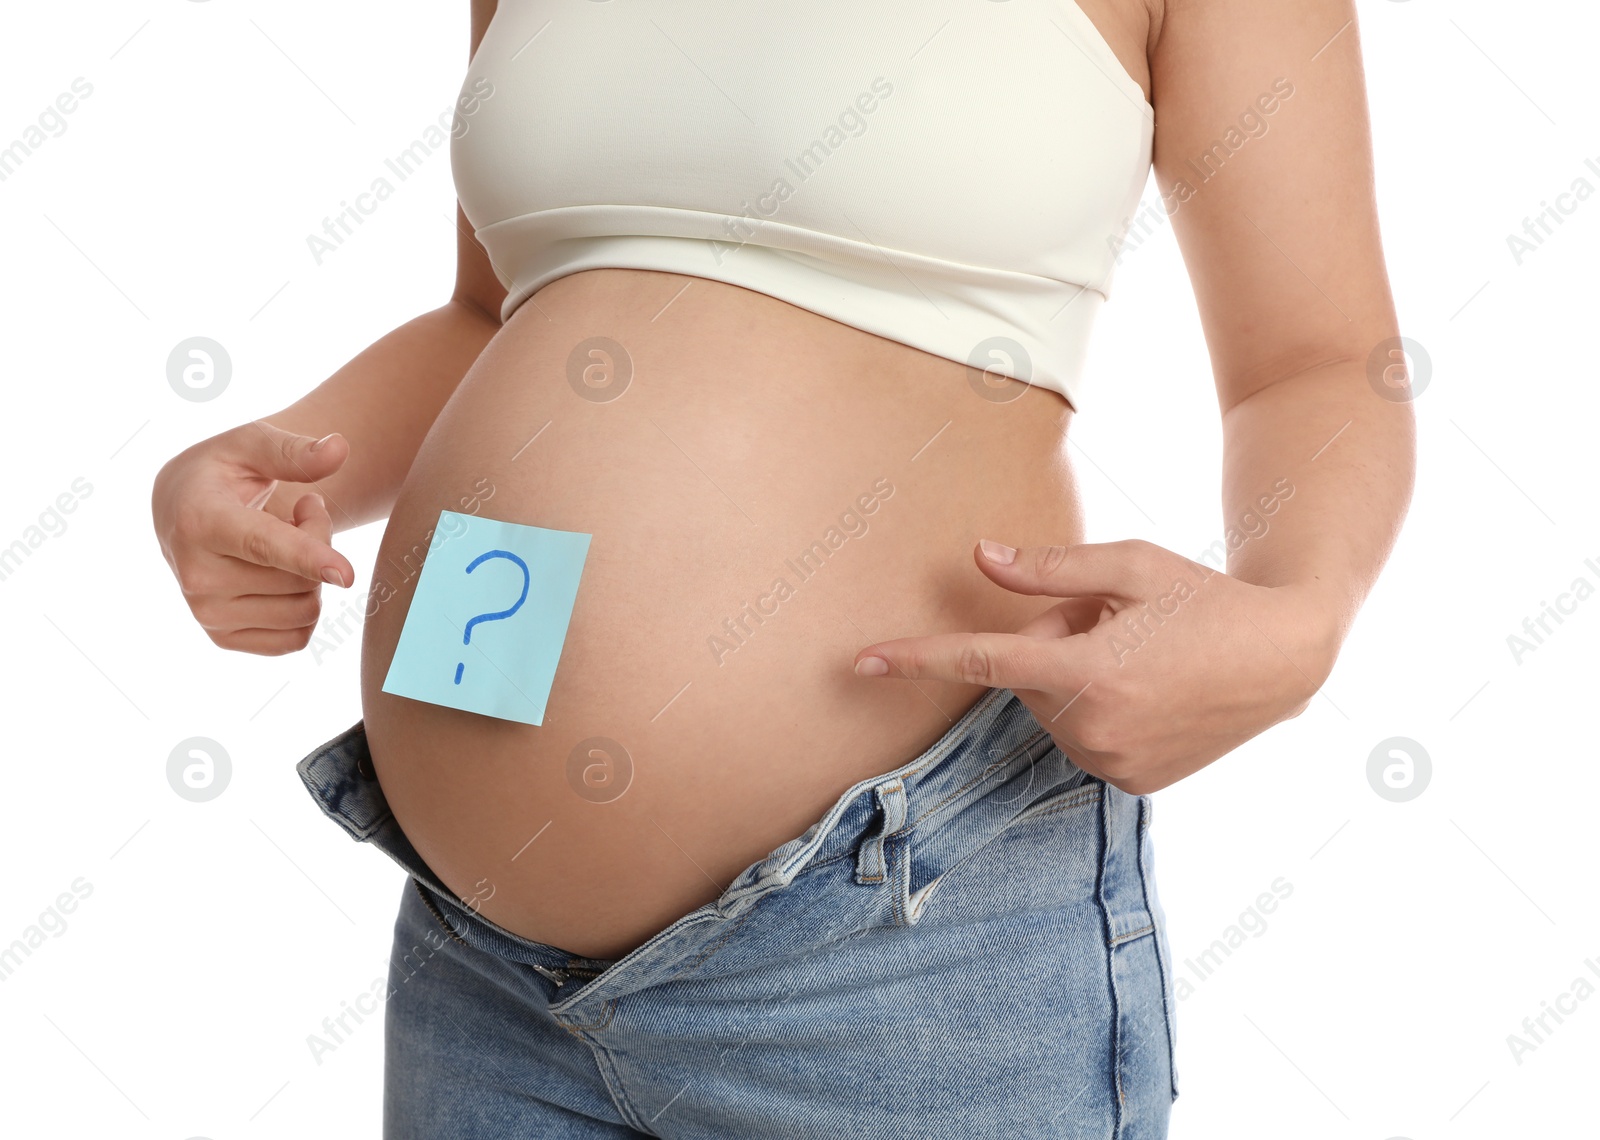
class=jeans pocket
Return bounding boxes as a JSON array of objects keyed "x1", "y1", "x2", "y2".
[
  {"x1": 887, "y1": 776, "x2": 1105, "y2": 930},
  {"x1": 1008, "y1": 777, "x2": 1105, "y2": 827}
]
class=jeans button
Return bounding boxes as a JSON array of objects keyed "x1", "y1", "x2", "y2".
[{"x1": 356, "y1": 750, "x2": 377, "y2": 780}]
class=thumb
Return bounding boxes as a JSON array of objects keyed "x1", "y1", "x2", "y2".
[
  {"x1": 230, "y1": 420, "x2": 350, "y2": 484},
  {"x1": 973, "y1": 538, "x2": 1179, "y2": 602}
]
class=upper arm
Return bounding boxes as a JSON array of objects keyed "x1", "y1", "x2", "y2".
[
  {"x1": 452, "y1": 0, "x2": 507, "y2": 323},
  {"x1": 1148, "y1": 0, "x2": 1399, "y2": 412}
]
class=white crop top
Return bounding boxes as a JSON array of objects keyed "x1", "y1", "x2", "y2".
[{"x1": 451, "y1": 0, "x2": 1154, "y2": 411}]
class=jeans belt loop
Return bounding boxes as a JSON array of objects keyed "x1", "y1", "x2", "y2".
[{"x1": 855, "y1": 778, "x2": 908, "y2": 884}]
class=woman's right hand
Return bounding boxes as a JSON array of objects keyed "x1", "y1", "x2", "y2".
[{"x1": 152, "y1": 420, "x2": 356, "y2": 656}]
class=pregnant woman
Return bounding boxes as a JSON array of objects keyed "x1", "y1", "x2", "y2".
[{"x1": 151, "y1": 0, "x2": 1413, "y2": 1135}]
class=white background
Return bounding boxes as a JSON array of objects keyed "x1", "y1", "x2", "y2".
[{"x1": 1, "y1": 0, "x2": 1595, "y2": 1136}]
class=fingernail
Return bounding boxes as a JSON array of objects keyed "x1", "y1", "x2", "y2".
[
  {"x1": 979, "y1": 539, "x2": 1016, "y2": 564},
  {"x1": 310, "y1": 433, "x2": 335, "y2": 452},
  {"x1": 321, "y1": 567, "x2": 344, "y2": 586},
  {"x1": 855, "y1": 656, "x2": 889, "y2": 677}
]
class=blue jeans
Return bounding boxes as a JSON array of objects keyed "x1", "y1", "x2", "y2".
[{"x1": 298, "y1": 686, "x2": 1179, "y2": 1137}]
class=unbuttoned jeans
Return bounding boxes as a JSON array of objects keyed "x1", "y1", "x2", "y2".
[{"x1": 297, "y1": 686, "x2": 1179, "y2": 1138}]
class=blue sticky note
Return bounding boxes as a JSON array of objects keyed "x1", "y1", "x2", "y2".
[{"x1": 381, "y1": 510, "x2": 591, "y2": 725}]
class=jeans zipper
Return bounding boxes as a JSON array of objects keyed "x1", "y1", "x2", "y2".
[{"x1": 532, "y1": 963, "x2": 608, "y2": 986}]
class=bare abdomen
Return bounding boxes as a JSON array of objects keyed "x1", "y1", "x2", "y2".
[{"x1": 359, "y1": 268, "x2": 1082, "y2": 959}]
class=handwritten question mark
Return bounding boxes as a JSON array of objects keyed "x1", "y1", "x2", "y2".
[{"x1": 454, "y1": 549, "x2": 530, "y2": 684}]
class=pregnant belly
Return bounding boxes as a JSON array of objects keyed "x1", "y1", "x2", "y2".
[{"x1": 359, "y1": 268, "x2": 1083, "y2": 959}]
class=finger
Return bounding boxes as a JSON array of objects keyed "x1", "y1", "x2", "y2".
[
  {"x1": 226, "y1": 420, "x2": 350, "y2": 487},
  {"x1": 294, "y1": 492, "x2": 350, "y2": 588},
  {"x1": 224, "y1": 563, "x2": 329, "y2": 595},
  {"x1": 853, "y1": 630, "x2": 1085, "y2": 692},
  {"x1": 213, "y1": 502, "x2": 353, "y2": 586},
  {"x1": 974, "y1": 538, "x2": 1195, "y2": 602},
  {"x1": 178, "y1": 550, "x2": 333, "y2": 598},
  {"x1": 193, "y1": 590, "x2": 322, "y2": 633},
  {"x1": 1014, "y1": 598, "x2": 1107, "y2": 640},
  {"x1": 293, "y1": 490, "x2": 335, "y2": 547},
  {"x1": 209, "y1": 626, "x2": 318, "y2": 657}
]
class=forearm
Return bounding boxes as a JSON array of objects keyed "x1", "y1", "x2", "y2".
[
  {"x1": 1216, "y1": 358, "x2": 1416, "y2": 653},
  {"x1": 259, "y1": 298, "x2": 501, "y2": 530}
]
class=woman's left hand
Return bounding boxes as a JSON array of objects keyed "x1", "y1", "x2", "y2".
[{"x1": 851, "y1": 538, "x2": 1342, "y2": 794}]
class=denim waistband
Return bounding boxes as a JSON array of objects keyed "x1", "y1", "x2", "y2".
[{"x1": 296, "y1": 686, "x2": 1099, "y2": 995}]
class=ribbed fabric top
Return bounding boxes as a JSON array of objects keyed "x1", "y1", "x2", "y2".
[{"x1": 452, "y1": 0, "x2": 1154, "y2": 411}]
